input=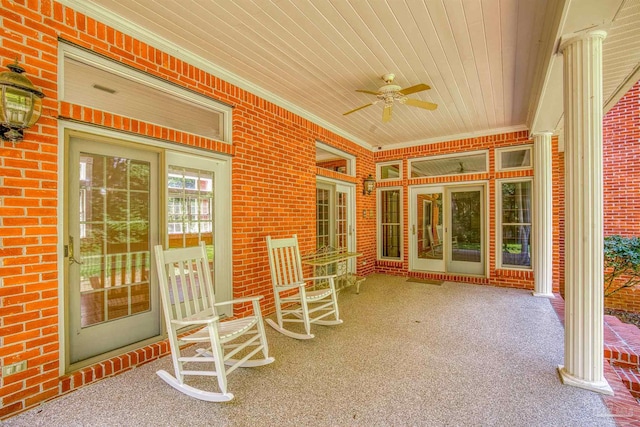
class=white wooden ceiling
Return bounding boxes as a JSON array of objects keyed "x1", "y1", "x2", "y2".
[{"x1": 62, "y1": 0, "x2": 640, "y2": 150}]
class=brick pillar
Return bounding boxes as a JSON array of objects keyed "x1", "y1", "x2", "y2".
[{"x1": 558, "y1": 30, "x2": 612, "y2": 395}]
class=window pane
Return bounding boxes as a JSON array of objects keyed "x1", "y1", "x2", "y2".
[
  {"x1": 411, "y1": 152, "x2": 487, "y2": 177},
  {"x1": 380, "y1": 163, "x2": 400, "y2": 179},
  {"x1": 500, "y1": 148, "x2": 531, "y2": 169},
  {"x1": 501, "y1": 181, "x2": 532, "y2": 268},
  {"x1": 502, "y1": 225, "x2": 532, "y2": 267}
]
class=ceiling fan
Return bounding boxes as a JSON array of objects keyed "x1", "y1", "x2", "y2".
[
  {"x1": 446, "y1": 161, "x2": 484, "y2": 174},
  {"x1": 343, "y1": 73, "x2": 437, "y2": 122}
]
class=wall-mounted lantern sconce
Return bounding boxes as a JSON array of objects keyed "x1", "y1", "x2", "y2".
[
  {"x1": 0, "y1": 61, "x2": 45, "y2": 143},
  {"x1": 363, "y1": 174, "x2": 376, "y2": 195}
]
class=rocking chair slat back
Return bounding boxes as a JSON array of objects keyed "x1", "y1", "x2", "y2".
[
  {"x1": 268, "y1": 235, "x2": 304, "y2": 287},
  {"x1": 157, "y1": 244, "x2": 215, "y2": 324}
]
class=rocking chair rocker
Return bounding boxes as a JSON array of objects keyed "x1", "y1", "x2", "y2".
[
  {"x1": 265, "y1": 235, "x2": 342, "y2": 339},
  {"x1": 154, "y1": 243, "x2": 274, "y2": 402}
]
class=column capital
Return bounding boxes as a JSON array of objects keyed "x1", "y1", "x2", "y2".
[
  {"x1": 559, "y1": 30, "x2": 607, "y2": 53},
  {"x1": 531, "y1": 131, "x2": 554, "y2": 138}
]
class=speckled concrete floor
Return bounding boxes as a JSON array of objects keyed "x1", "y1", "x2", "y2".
[{"x1": 4, "y1": 275, "x2": 615, "y2": 426}]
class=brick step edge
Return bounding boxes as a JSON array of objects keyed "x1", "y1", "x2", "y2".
[
  {"x1": 605, "y1": 345, "x2": 640, "y2": 369},
  {"x1": 604, "y1": 314, "x2": 640, "y2": 369},
  {"x1": 612, "y1": 364, "x2": 640, "y2": 399}
]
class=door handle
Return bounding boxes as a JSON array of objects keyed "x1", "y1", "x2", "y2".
[
  {"x1": 412, "y1": 225, "x2": 416, "y2": 235},
  {"x1": 68, "y1": 236, "x2": 83, "y2": 265}
]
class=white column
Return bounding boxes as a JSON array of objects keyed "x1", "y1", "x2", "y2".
[
  {"x1": 532, "y1": 132, "x2": 554, "y2": 298},
  {"x1": 558, "y1": 30, "x2": 612, "y2": 395}
]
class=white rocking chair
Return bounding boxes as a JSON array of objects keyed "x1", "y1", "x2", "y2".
[
  {"x1": 265, "y1": 235, "x2": 342, "y2": 340},
  {"x1": 154, "y1": 243, "x2": 274, "y2": 402}
]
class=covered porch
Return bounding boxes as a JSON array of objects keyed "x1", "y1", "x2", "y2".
[{"x1": 5, "y1": 275, "x2": 638, "y2": 426}]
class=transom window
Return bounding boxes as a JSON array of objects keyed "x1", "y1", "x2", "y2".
[
  {"x1": 377, "y1": 160, "x2": 402, "y2": 181},
  {"x1": 60, "y1": 43, "x2": 232, "y2": 143},
  {"x1": 496, "y1": 145, "x2": 533, "y2": 171},
  {"x1": 410, "y1": 151, "x2": 488, "y2": 178},
  {"x1": 316, "y1": 141, "x2": 355, "y2": 176}
]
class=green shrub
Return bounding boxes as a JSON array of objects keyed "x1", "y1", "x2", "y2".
[{"x1": 604, "y1": 235, "x2": 640, "y2": 296}]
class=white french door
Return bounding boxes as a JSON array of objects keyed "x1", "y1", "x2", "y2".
[
  {"x1": 316, "y1": 180, "x2": 356, "y2": 272},
  {"x1": 65, "y1": 133, "x2": 233, "y2": 370},
  {"x1": 66, "y1": 133, "x2": 161, "y2": 367},
  {"x1": 410, "y1": 184, "x2": 486, "y2": 276},
  {"x1": 446, "y1": 186, "x2": 485, "y2": 275}
]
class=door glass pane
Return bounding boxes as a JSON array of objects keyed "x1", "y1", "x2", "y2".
[
  {"x1": 316, "y1": 188, "x2": 330, "y2": 248},
  {"x1": 451, "y1": 191, "x2": 482, "y2": 263},
  {"x1": 79, "y1": 154, "x2": 151, "y2": 328},
  {"x1": 381, "y1": 189, "x2": 401, "y2": 258},
  {"x1": 167, "y1": 166, "x2": 215, "y2": 280},
  {"x1": 416, "y1": 192, "x2": 443, "y2": 261},
  {"x1": 167, "y1": 166, "x2": 214, "y2": 247},
  {"x1": 336, "y1": 191, "x2": 347, "y2": 250}
]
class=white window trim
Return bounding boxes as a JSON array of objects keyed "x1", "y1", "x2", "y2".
[
  {"x1": 376, "y1": 160, "x2": 403, "y2": 181},
  {"x1": 377, "y1": 186, "x2": 403, "y2": 261},
  {"x1": 408, "y1": 149, "x2": 489, "y2": 179},
  {"x1": 495, "y1": 144, "x2": 533, "y2": 172},
  {"x1": 495, "y1": 177, "x2": 533, "y2": 270}
]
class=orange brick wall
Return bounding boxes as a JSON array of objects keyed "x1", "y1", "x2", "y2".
[
  {"x1": 373, "y1": 131, "x2": 563, "y2": 291},
  {"x1": 602, "y1": 79, "x2": 640, "y2": 311},
  {"x1": 0, "y1": 0, "x2": 375, "y2": 419}
]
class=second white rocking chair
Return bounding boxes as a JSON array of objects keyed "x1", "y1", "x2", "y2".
[
  {"x1": 265, "y1": 235, "x2": 342, "y2": 340},
  {"x1": 154, "y1": 243, "x2": 274, "y2": 402}
]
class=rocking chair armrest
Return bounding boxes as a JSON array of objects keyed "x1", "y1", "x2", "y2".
[
  {"x1": 304, "y1": 274, "x2": 337, "y2": 282},
  {"x1": 213, "y1": 295, "x2": 264, "y2": 307},
  {"x1": 171, "y1": 314, "x2": 220, "y2": 327}
]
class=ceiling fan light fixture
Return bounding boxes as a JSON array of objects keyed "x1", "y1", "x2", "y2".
[{"x1": 343, "y1": 73, "x2": 437, "y2": 121}]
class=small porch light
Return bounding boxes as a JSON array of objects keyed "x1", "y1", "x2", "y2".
[
  {"x1": 0, "y1": 60, "x2": 45, "y2": 143},
  {"x1": 363, "y1": 174, "x2": 376, "y2": 195}
]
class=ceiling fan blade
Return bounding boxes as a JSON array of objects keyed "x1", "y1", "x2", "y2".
[
  {"x1": 343, "y1": 103, "x2": 373, "y2": 116},
  {"x1": 356, "y1": 89, "x2": 381, "y2": 95},
  {"x1": 403, "y1": 98, "x2": 438, "y2": 110},
  {"x1": 382, "y1": 105, "x2": 392, "y2": 123},
  {"x1": 398, "y1": 83, "x2": 431, "y2": 95}
]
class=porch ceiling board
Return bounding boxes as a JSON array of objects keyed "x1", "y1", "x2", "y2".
[{"x1": 62, "y1": 0, "x2": 639, "y2": 149}]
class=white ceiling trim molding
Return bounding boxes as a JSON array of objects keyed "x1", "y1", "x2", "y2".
[
  {"x1": 377, "y1": 125, "x2": 530, "y2": 152},
  {"x1": 526, "y1": 0, "x2": 570, "y2": 133},
  {"x1": 57, "y1": 0, "x2": 372, "y2": 150}
]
